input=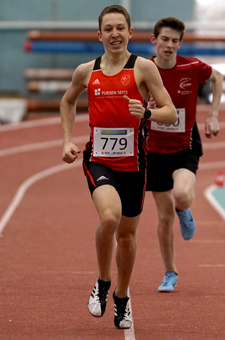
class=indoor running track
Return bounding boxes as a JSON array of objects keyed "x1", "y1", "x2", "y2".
[{"x1": 0, "y1": 105, "x2": 225, "y2": 340}]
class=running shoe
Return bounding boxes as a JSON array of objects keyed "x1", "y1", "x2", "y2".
[
  {"x1": 175, "y1": 207, "x2": 195, "y2": 240},
  {"x1": 113, "y1": 290, "x2": 133, "y2": 329},
  {"x1": 158, "y1": 271, "x2": 178, "y2": 292},
  {"x1": 88, "y1": 278, "x2": 111, "y2": 317}
]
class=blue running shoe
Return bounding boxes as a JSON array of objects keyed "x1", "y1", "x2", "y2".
[
  {"x1": 175, "y1": 207, "x2": 195, "y2": 240},
  {"x1": 158, "y1": 271, "x2": 178, "y2": 292}
]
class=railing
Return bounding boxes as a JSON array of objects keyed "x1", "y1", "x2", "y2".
[{"x1": 23, "y1": 30, "x2": 225, "y2": 112}]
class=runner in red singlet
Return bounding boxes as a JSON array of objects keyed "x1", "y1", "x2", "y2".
[
  {"x1": 145, "y1": 17, "x2": 223, "y2": 292},
  {"x1": 60, "y1": 6, "x2": 177, "y2": 329}
]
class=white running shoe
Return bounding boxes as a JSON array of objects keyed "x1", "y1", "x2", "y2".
[{"x1": 88, "y1": 278, "x2": 111, "y2": 317}]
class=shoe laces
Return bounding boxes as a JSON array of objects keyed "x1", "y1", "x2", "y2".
[
  {"x1": 96, "y1": 280, "x2": 111, "y2": 303},
  {"x1": 162, "y1": 272, "x2": 175, "y2": 285},
  {"x1": 114, "y1": 296, "x2": 130, "y2": 319}
]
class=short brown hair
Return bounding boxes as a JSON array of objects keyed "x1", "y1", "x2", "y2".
[
  {"x1": 98, "y1": 5, "x2": 131, "y2": 32},
  {"x1": 153, "y1": 17, "x2": 185, "y2": 41}
]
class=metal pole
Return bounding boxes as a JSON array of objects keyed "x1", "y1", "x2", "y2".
[{"x1": 121, "y1": 0, "x2": 131, "y2": 15}]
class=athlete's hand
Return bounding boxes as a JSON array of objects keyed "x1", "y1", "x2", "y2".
[
  {"x1": 62, "y1": 141, "x2": 81, "y2": 163},
  {"x1": 205, "y1": 116, "x2": 220, "y2": 138},
  {"x1": 124, "y1": 95, "x2": 145, "y2": 119}
]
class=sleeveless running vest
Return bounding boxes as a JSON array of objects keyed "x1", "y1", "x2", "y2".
[{"x1": 83, "y1": 54, "x2": 145, "y2": 171}]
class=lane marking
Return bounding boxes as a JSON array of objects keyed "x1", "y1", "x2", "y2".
[
  {"x1": 204, "y1": 184, "x2": 225, "y2": 220},
  {"x1": 0, "y1": 137, "x2": 224, "y2": 168},
  {"x1": 1, "y1": 115, "x2": 224, "y2": 340},
  {"x1": 0, "y1": 135, "x2": 88, "y2": 157},
  {"x1": 192, "y1": 240, "x2": 225, "y2": 243},
  {"x1": 199, "y1": 264, "x2": 225, "y2": 267},
  {"x1": 124, "y1": 288, "x2": 136, "y2": 340},
  {"x1": 199, "y1": 161, "x2": 225, "y2": 170},
  {"x1": 0, "y1": 156, "x2": 136, "y2": 340},
  {"x1": 0, "y1": 115, "x2": 224, "y2": 132},
  {"x1": 0, "y1": 160, "x2": 82, "y2": 234},
  {"x1": 197, "y1": 121, "x2": 225, "y2": 130},
  {"x1": 202, "y1": 141, "x2": 225, "y2": 149},
  {"x1": 0, "y1": 113, "x2": 89, "y2": 131}
]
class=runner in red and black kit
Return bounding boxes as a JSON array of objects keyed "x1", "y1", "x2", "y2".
[
  {"x1": 60, "y1": 6, "x2": 177, "y2": 329},
  {"x1": 83, "y1": 54, "x2": 147, "y2": 217},
  {"x1": 145, "y1": 54, "x2": 212, "y2": 191},
  {"x1": 144, "y1": 17, "x2": 223, "y2": 293}
]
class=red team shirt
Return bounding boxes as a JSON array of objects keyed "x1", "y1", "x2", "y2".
[
  {"x1": 145, "y1": 55, "x2": 212, "y2": 155},
  {"x1": 83, "y1": 54, "x2": 145, "y2": 172}
]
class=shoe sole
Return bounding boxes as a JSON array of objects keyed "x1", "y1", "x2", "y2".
[{"x1": 158, "y1": 284, "x2": 177, "y2": 293}]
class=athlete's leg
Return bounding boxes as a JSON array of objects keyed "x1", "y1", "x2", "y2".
[
  {"x1": 173, "y1": 168, "x2": 196, "y2": 240},
  {"x1": 173, "y1": 168, "x2": 196, "y2": 211},
  {"x1": 114, "y1": 214, "x2": 140, "y2": 298},
  {"x1": 92, "y1": 184, "x2": 121, "y2": 282},
  {"x1": 153, "y1": 190, "x2": 177, "y2": 273}
]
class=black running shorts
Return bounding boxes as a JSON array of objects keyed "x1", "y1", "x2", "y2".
[
  {"x1": 83, "y1": 161, "x2": 146, "y2": 217},
  {"x1": 146, "y1": 149, "x2": 199, "y2": 192}
]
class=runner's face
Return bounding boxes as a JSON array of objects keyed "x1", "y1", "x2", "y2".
[
  {"x1": 98, "y1": 13, "x2": 133, "y2": 53},
  {"x1": 152, "y1": 27, "x2": 182, "y2": 62}
]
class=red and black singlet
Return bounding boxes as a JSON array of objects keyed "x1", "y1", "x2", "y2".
[{"x1": 83, "y1": 54, "x2": 146, "y2": 171}]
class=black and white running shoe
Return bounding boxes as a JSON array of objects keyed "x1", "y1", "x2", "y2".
[
  {"x1": 88, "y1": 278, "x2": 111, "y2": 317},
  {"x1": 113, "y1": 290, "x2": 133, "y2": 329}
]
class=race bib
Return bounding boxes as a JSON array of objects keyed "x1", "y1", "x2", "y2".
[
  {"x1": 93, "y1": 127, "x2": 134, "y2": 157},
  {"x1": 151, "y1": 108, "x2": 185, "y2": 133}
]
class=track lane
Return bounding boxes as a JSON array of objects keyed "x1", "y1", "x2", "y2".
[{"x1": 0, "y1": 106, "x2": 225, "y2": 339}]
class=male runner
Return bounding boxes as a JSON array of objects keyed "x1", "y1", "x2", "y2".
[
  {"x1": 145, "y1": 17, "x2": 223, "y2": 292},
  {"x1": 60, "y1": 6, "x2": 177, "y2": 328}
]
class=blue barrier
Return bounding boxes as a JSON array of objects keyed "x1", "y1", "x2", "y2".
[{"x1": 24, "y1": 41, "x2": 225, "y2": 56}]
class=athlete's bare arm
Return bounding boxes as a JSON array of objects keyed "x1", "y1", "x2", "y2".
[
  {"x1": 205, "y1": 67, "x2": 223, "y2": 138},
  {"x1": 125, "y1": 57, "x2": 177, "y2": 124},
  {"x1": 60, "y1": 61, "x2": 94, "y2": 163}
]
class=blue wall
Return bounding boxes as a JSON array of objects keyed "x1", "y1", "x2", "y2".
[{"x1": 0, "y1": 0, "x2": 195, "y2": 96}]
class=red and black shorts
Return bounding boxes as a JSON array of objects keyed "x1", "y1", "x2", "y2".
[{"x1": 83, "y1": 161, "x2": 146, "y2": 217}]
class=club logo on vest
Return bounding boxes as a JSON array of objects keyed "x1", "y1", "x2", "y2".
[
  {"x1": 180, "y1": 78, "x2": 192, "y2": 89},
  {"x1": 121, "y1": 75, "x2": 130, "y2": 86},
  {"x1": 178, "y1": 77, "x2": 192, "y2": 95}
]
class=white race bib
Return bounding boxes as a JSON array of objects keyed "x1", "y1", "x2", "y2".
[
  {"x1": 93, "y1": 127, "x2": 134, "y2": 157},
  {"x1": 151, "y1": 108, "x2": 185, "y2": 133}
]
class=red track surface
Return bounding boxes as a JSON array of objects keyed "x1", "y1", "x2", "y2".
[{"x1": 0, "y1": 106, "x2": 225, "y2": 340}]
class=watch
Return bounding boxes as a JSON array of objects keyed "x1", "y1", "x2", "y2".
[{"x1": 144, "y1": 108, "x2": 152, "y2": 119}]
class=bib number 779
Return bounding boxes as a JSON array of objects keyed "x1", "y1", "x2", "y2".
[
  {"x1": 93, "y1": 127, "x2": 134, "y2": 157},
  {"x1": 101, "y1": 137, "x2": 127, "y2": 150}
]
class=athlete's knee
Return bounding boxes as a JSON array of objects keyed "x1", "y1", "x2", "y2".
[
  {"x1": 174, "y1": 187, "x2": 194, "y2": 209},
  {"x1": 99, "y1": 208, "x2": 121, "y2": 233},
  {"x1": 157, "y1": 211, "x2": 174, "y2": 232},
  {"x1": 116, "y1": 229, "x2": 136, "y2": 250}
]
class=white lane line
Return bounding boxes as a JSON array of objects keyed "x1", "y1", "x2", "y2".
[
  {"x1": 202, "y1": 141, "x2": 225, "y2": 149},
  {"x1": 199, "y1": 161, "x2": 225, "y2": 170},
  {"x1": 124, "y1": 288, "x2": 136, "y2": 340},
  {"x1": 0, "y1": 135, "x2": 88, "y2": 157},
  {"x1": 0, "y1": 115, "x2": 224, "y2": 132},
  {"x1": 0, "y1": 156, "x2": 137, "y2": 340},
  {"x1": 0, "y1": 113, "x2": 89, "y2": 131},
  {"x1": 1, "y1": 115, "x2": 223, "y2": 340},
  {"x1": 204, "y1": 184, "x2": 225, "y2": 221},
  {"x1": 0, "y1": 117, "x2": 61, "y2": 131},
  {"x1": 0, "y1": 137, "x2": 224, "y2": 160},
  {"x1": 0, "y1": 160, "x2": 82, "y2": 234},
  {"x1": 197, "y1": 121, "x2": 225, "y2": 130}
]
